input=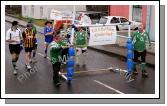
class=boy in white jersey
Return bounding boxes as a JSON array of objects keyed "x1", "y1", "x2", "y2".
[{"x1": 6, "y1": 21, "x2": 22, "y2": 75}]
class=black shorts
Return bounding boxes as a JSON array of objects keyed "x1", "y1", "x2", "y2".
[
  {"x1": 133, "y1": 50, "x2": 146, "y2": 63},
  {"x1": 9, "y1": 44, "x2": 21, "y2": 54},
  {"x1": 24, "y1": 47, "x2": 33, "y2": 53}
]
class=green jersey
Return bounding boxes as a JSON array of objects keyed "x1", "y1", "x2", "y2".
[
  {"x1": 132, "y1": 31, "x2": 151, "y2": 52},
  {"x1": 59, "y1": 40, "x2": 67, "y2": 46},
  {"x1": 32, "y1": 25, "x2": 37, "y2": 34},
  {"x1": 60, "y1": 28, "x2": 71, "y2": 44},
  {"x1": 74, "y1": 31, "x2": 87, "y2": 48},
  {"x1": 49, "y1": 41, "x2": 62, "y2": 64}
]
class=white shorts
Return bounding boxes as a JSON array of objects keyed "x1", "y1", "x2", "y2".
[{"x1": 76, "y1": 47, "x2": 87, "y2": 56}]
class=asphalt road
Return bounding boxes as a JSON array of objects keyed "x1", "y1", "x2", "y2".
[{"x1": 5, "y1": 22, "x2": 155, "y2": 94}]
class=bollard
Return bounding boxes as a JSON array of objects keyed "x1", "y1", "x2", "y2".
[
  {"x1": 126, "y1": 38, "x2": 133, "y2": 74},
  {"x1": 68, "y1": 47, "x2": 75, "y2": 56},
  {"x1": 67, "y1": 46, "x2": 75, "y2": 83},
  {"x1": 127, "y1": 50, "x2": 133, "y2": 59}
]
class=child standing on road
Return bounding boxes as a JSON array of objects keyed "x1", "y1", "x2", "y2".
[
  {"x1": 74, "y1": 27, "x2": 88, "y2": 67},
  {"x1": 131, "y1": 24, "x2": 151, "y2": 77},
  {"x1": 49, "y1": 31, "x2": 69, "y2": 87}
]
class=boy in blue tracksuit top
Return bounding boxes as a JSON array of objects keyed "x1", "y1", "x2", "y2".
[{"x1": 44, "y1": 21, "x2": 54, "y2": 58}]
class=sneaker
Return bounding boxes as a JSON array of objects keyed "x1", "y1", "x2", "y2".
[
  {"x1": 13, "y1": 69, "x2": 17, "y2": 75},
  {"x1": 26, "y1": 64, "x2": 32, "y2": 70},
  {"x1": 55, "y1": 82, "x2": 61, "y2": 87},
  {"x1": 31, "y1": 58, "x2": 37, "y2": 63},
  {"x1": 132, "y1": 69, "x2": 138, "y2": 75},
  {"x1": 142, "y1": 70, "x2": 148, "y2": 77}
]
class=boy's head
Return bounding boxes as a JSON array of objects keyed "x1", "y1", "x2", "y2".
[
  {"x1": 138, "y1": 24, "x2": 144, "y2": 33},
  {"x1": 54, "y1": 30, "x2": 64, "y2": 42},
  {"x1": 26, "y1": 23, "x2": 33, "y2": 30},
  {"x1": 12, "y1": 21, "x2": 19, "y2": 28},
  {"x1": 45, "y1": 21, "x2": 52, "y2": 27}
]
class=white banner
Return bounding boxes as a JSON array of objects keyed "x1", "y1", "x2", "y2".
[
  {"x1": 89, "y1": 26, "x2": 117, "y2": 46},
  {"x1": 50, "y1": 9, "x2": 73, "y2": 20}
]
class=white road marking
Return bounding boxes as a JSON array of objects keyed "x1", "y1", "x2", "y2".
[
  {"x1": 62, "y1": 68, "x2": 108, "y2": 74},
  {"x1": 94, "y1": 80, "x2": 125, "y2": 94},
  {"x1": 59, "y1": 72, "x2": 68, "y2": 81},
  {"x1": 37, "y1": 52, "x2": 44, "y2": 57}
]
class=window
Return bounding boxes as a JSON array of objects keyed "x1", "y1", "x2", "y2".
[
  {"x1": 110, "y1": 17, "x2": 119, "y2": 23},
  {"x1": 99, "y1": 17, "x2": 107, "y2": 24},
  {"x1": 24, "y1": 6, "x2": 26, "y2": 13},
  {"x1": 120, "y1": 18, "x2": 129, "y2": 23},
  {"x1": 40, "y1": 6, "x2": 43, "y2": 18},
  {"x1": 31, "y1": 5, "x2": 34, "y2": 17},
  {"x1": 132, "y1": 5, "x2": 142, "y2": 22}
]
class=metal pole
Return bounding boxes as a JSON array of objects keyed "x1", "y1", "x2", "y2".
[
  {"x1": 70, "y1": 5, "x2": 76, "y2": 45},
  {"x1": 128, "y1": 24, "x2": 131, "y2": 38}
]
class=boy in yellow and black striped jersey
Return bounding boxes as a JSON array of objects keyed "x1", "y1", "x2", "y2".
[{"x1": 22, "y1": 23, "x2": 36, "y2": 70}]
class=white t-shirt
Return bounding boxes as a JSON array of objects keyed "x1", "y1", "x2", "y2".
[{"x1": 6, "y1": 28, "x2": 22, "y2": 44}]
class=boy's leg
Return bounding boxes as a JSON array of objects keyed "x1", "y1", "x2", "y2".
[
  {"x1": 133, "y1": 50, "x2": 138, "y2": 74},
  {"x1": 11, "y1": 53, "x2": 17, "y2": 69},
  {"x1": 81, "y1": 47, "x2": 87, "y2": 66},
  {"x1": 32, "y1": 44, "x2": 37, "y2": 63},
  {"x1": 141, "y1": 50, "x2": 148, "y2": 77},
  {"x1": 25, "y1": 48, "x2": 32, "y2": 69},
  {"x1": 75, "y1": 48, "x2": 81, "y2": 65},
  {"x1": 44, "y1": 43, "x2": 48, "y2": 58},
  {"x1": 52, "y1": 62, "x2": 61, "y2": 85}
]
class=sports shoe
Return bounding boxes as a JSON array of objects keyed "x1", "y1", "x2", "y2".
[
  {"x1": 142, "y1": 70, "x2": 148, "y2": 77},
  {"x1": 55, "y1": 82, "x2": 61, "y2": 87},
  {"x1": 26, "y1": 64, "x2": 32, "y2": 70},
  {"x1": 30, "y1": 58, "x2": 37, "y2": 63},
  {"x1": 13, "y1": 69, "x2": 17, "y2": 75}
]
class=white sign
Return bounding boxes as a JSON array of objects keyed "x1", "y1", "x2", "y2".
[
  {"x1": 89, "y1": 26, "x2": 117, "y2": 46},
  {"x1": 50, "y1": 9, "x2": 73, "y2": 20},
  {"x1": 79, "y1": 14, "x2": 91, "y2": 25}
]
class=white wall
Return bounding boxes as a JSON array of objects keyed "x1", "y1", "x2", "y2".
[
  {"x1": 149, "y1": 6, "x2": 155, "y2": 42},
  {"x1": 22, "y1": 5, "x2": 86, "y2": 19}
]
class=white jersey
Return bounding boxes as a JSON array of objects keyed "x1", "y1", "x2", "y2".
[{"x1": 6, "y1": 28, "x2": 22, "y2": 44}]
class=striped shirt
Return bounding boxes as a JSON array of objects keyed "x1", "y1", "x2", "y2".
[{"x1": 22, "y1": 28, "x2": 36, "y2": 48}]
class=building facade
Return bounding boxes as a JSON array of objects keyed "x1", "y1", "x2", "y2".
[
  {"x1": 22, "y1": 5, "x2": 86, "y2": 20},
  {"x1": 109, "y1": 5, "x2": 155, "y2": 41}
]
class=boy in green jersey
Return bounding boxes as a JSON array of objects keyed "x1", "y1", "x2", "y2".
[
  {"x1": 49, "y1": 31, "x2": 69, "y2": 86},
  {"x1": 131, "y1": 24, "x2": 151, "y2": 77},
  {"x1": 74, "y1": 27, "x2": 88, "y2": 66}
]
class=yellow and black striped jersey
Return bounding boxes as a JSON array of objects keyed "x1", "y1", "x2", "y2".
[{"x1": 22, "y1": 29, "x2": 36, "y2": 48}]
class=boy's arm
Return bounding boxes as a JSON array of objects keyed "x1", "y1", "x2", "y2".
[{"x1": 145, "y1": 32, "x2": 151, "y2": 46}]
